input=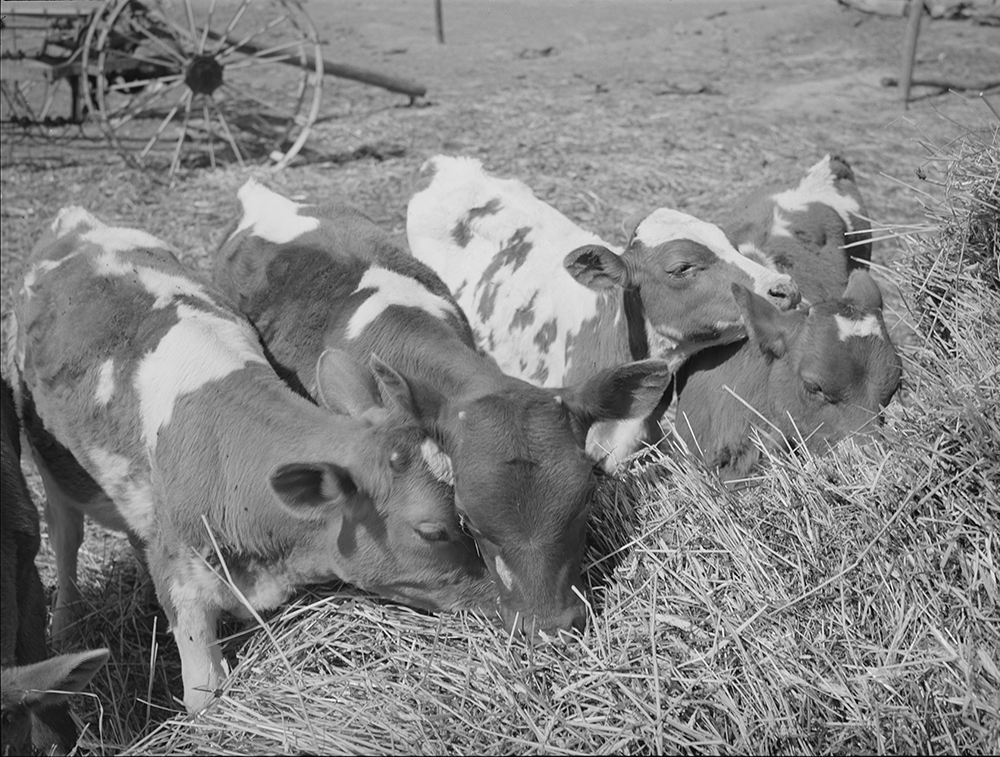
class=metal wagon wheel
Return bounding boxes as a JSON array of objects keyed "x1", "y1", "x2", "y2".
[{"x1": 81, "y1": 0, "x2": 323, "y2": 178}]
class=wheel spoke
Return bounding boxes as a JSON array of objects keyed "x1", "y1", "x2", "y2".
[
  {"x1": 146, "y1": 4, "x2": 201, "y2": 49},
  {"x1": 169, "y1": 92, "x2": 195, "y2": 175},
  {"x1": 106, "y1": 77, "x2": 187, "y2": 128},
  {"x1": 219, "y1": 81, "x2": 286, "y2": 118},
  {"x1": 210, "y1": 0, "x2": 253, "y2": 56},
  {"x1": 215, "y1": 14, "x2": 290, "y2": 61},
  {"x1": 183, "y1": 0, "x2": 199, "y2": 49},
  {"x1": 203, "y1": 102, "x2": 217, "y2": 168},
  {"x1": 199, "y1": 0, "x2": 219, "y2": 55},
  {"x1": 105, "y1": 73, "x2": 185, "y2": 96},
  {"x1": 138, "y1": 90, "x2": 189, "y2": 160},
  {"x1": 212, "y1": 101, "x2": 245, "y2": 167},
  {"x1": 123, "y1": 16, "x2": 188, "y2": 66},
  {"x1": 219, "y1": 37, "x2": 307, "y2": 68}
]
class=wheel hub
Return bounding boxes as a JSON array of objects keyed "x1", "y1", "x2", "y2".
[{"x1": 185, "y1": 56, "x2": 224, "y2": 95}]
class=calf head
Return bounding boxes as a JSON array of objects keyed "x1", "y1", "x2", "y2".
[
  {"x1": 269, "y1": 349, "x2": 493, "y2": 613},
  {"x1": 735, "y1": 269, "x2": 901, "y2": 452},
  {"x1": 371, "y1": 356, "x2": 675, "y2": 638},
  {"x1": 724, "y1": 154, "x2": 873, "y2": 305},
  {"x1": 1, "y1": 650, "x2": 110, "y2": 756},
  {"x1": 565, "y1": 208, "x2": 800, "y2": 369}
]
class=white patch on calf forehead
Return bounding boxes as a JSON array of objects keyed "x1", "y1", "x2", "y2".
[
  {"x1": 636, "y1": 209, "x2": 795, "y2": 296},
  {"x1": 420, "y1": 438, "x2": 454, "y2": 486},
  {"x1": 495, "y1": 556, "x2": 514, "y2": 591},
  {"x1": 96, "y1": 359, "x2": 115, "y2": 405},
  {"x1": 232, "y1": 179, "x2": 319, "y2": 244},
  {"x1": 635, "y1": 209, "x2": 738, "y2": 259},
  {"x1": 347, "y1": 267, "x2": 457, "y2": 339},
  {"x1": 135, "y1": 305, "x2": 267, "y2": 451},
  {"x1": 836, "y1": 313, "x2": 883, "y2": 341},
  {"x1": 772, "y1": 155, "x2": 861, "y2": 229}
]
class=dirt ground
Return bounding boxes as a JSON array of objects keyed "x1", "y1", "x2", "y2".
[{"x1": 0, "y1": 0, "x2": 998, "y2": 730}]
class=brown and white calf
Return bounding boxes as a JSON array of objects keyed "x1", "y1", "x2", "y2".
[
  {"x1": 214, "y1": 181, "x2": 674, "y2": 638},
  {"x1": 673, "y1": 271, "x2": 902, "y2": 481},
  {"x1": 405, "y1": 155, "x2": 801, "y2": 469},
  {"x1": 11, "y1": 208, "x2": 493, "y2": 713},
  {"x1": 2, "y1": 376, "x2": 109, "y2": 755},
  {"x1": 721, "y1": 154, "x2": 873, "y2": 305}
]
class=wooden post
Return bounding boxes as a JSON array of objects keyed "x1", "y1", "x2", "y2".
[
  {"x1": 900, "y1": 0, "x2": 925, "y2": 108},
  {"x1": 435, "y1": 0, "x2": 445, "y2": 44}
]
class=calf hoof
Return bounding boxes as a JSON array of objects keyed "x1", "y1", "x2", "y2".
[{"x1": 183, "y1": 683, "x2": 222, "y2": 714}]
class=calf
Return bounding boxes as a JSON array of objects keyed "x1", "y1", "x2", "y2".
[
  {"x1": 721, "y1": 154, "x2": 873, "y2": 305},
  {"x1": 214, "y1": 181, "x2": 675, "y2": 638},
  {"x1": 12, "y1": 208, "x2": 493, "y2": 713},
  {"x1": 673, "y1": 270, "x2": 902, "y2": 481},
  {"x1": 2, "y1": 375, "x2": 109, "y2": 755},
  {"x1": 405, "y1": 155, "x2": 801, "y2": 470}
]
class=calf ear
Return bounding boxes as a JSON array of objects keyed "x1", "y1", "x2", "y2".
[
  {"x1": 315, "y1": 349, "x2": 381, "y2": 416},
  {"x1": 733, "y1": 283, "x2": 787, "y2": 359},
  {"x1": 621, "y1": 211, "x2": 647, "y2": 243},
  {"x1": 558, "y1": 359, "x2": 674, "y2": 437},
  {"x1": 369, "y1": 354, "x2": 420, "y2": 420},
  {"x1": 842, "y1": 269, "x2": 883, "y2": 311},
  {"x1": 270, "y1": 462, "x2": 358, "y2": 517},
  {"x1": 564, "y1": 245, "x2": 631, "y2": 291},
  {"x1": 1, "y1": 649, "x2": 110, "y2": 710}
]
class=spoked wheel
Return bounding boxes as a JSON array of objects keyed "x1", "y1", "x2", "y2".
[{"x1": 82, "y1": 0, "x2": 323, "y2": 179}]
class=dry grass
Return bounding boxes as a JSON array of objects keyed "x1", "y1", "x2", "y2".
[{"x1": 103, "y1": 118, "x2": 1000, "y2": 755}]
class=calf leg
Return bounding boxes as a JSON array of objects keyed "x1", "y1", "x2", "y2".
[
  {"x1": 31, "y1": 452, "x2": 85, "y2": 646},
  {"x1": 149, "y1": 546, "x2": 228, "y2": 713}
]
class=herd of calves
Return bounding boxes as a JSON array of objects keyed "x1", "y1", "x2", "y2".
[{"x1": 1, "y1": 153, "x2": 902, "y2": 751}]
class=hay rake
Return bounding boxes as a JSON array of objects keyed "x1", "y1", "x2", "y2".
[{"x1": 1, "y1": 0, "x2": 327, "y2": 175}]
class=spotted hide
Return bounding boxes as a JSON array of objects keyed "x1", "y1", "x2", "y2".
[
  {"x1": 405, "y1": 156, "x2": 800, "y2": 470},
  {"x1": 214, "y1": 181, "x2": 675, "y2": 639},
  {"x1": 1, "y1": 376, "x2": 109, "y2": 755},
  {"x1": 722, "y1": 154, "x2": 873, "y2": 305},
  {"x1": 11, "y1": 208, "x2": 492, "y2": 713},
  {"x1": 674, "y1": 271, "x2": 902, "y2": 482}
]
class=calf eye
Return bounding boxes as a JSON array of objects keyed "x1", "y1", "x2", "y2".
[
  {"x1": 667, "y1": 262, "x2": 695, "y2": 278},
  {"x1": 389, "y1": 448, "x2": 411, "y2": 472},
  {"x1": 415, "y1": 523, "x2": 450, "y2": 542},
  {"x1": 803, "y1": 379, "x2": 837, "y2": 404}
]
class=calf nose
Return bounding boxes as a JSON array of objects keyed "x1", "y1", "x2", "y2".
[
  {"x1": 767, "y1": 278, "x2": 801, "y2": 310},
  {"x1": 501, "y1": 596, "x2": 588, "y2": 640}
]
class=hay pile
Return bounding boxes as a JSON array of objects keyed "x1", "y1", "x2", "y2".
[{"x1": 89, "y1": 120, "x2": 998, "y2": 755}]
